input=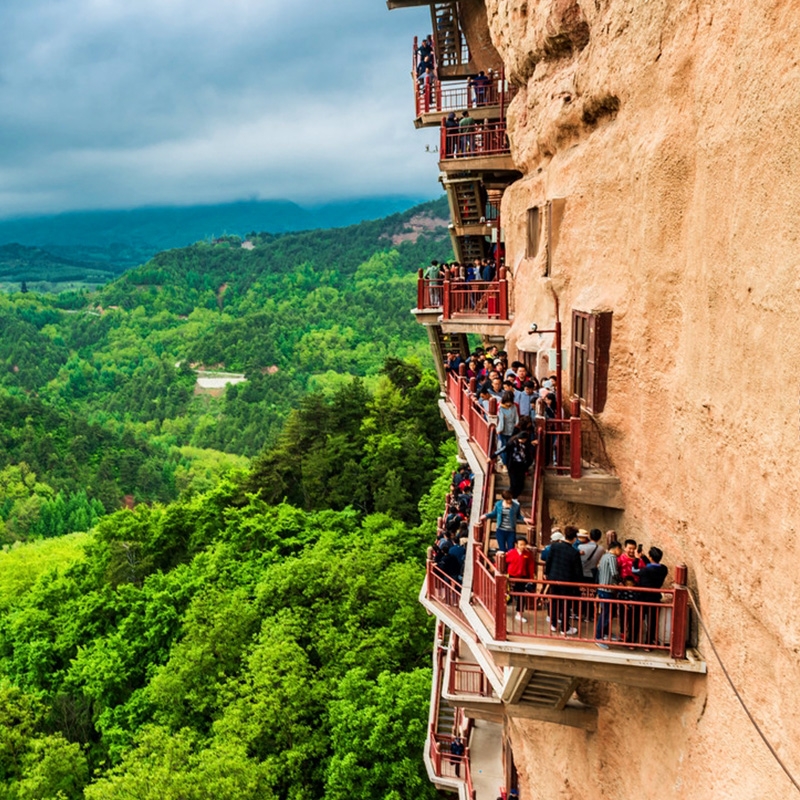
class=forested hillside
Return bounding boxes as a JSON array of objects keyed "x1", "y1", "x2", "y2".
[
  {"x1": 0, "y1": 195, "x2": 455, "y2": 798},
  {"x1": 0, "y1": 197, "x2": 450, "y2": 541},
  {"x1": 0, "y1": 363, "x2": 453, "y2": 800}
]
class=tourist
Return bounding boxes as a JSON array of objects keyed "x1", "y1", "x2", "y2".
[
  {"x1": 449, "y1": 735, "x2": 465, "y2": 776},
  {"x1": 617, "y1": 539, "x2": 639, "y2": 582},
  {"x1": 471, "y1": 70, "x2": 490, "y2": 105},
  {"x1": 618, "y1": 575, "x2": 641, "y2": 648},
  {"x1": 424, "y1": 259, "x2": 442, "y2": 306},
  {"x1": 539, "y1": 530, "x2": 563, "y2": 564},
  {"x1": 544, "y1": 527, "x2": 583, "y2": 635},
  {"x1": 579, "y1": 528, "x2": 606, "y2": 582},
  {"x1": 458, "y1": 109, "x2": 476, "y2": 154},
  {"x1": 506, "y1": 536, "x2": 536, "y2": 620},
  {"x1": 595, "y1": 540, "x2": 622, "y2": 647},
  {"x1": 418, "y1": 36, "x2": 433, "y2": 61},
  {"x1": 480, "y1": 259, "x2": 495, "y2": 282},
  {"x1": 496, "y1": 391, "x2": 519, "y2": 468},
  {"x1": 489, "y1": 376, "x2": 504, "y2": 403},
  {"x1": 503, "y1": 430, "x2": 536, "y2": 498},
  {"x1": 633, "y1": 546, "x2": 669, "y2": 648},
  {"x1": 483, "y1": 489, "x2": 527, "y2": 552},
  {"x1": 449, "y1": 535, "x2": 468, "y2": 577},
  {"x1": 444, "y1": 112, "x2": 459, "y2": 156},
  {"x1": 515, "y1": 380, "x2": 537, "y2": 422}
]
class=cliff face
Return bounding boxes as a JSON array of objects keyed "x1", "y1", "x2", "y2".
[{"x1": 474, "y1": 0, "x2": 800, "y2": 796}]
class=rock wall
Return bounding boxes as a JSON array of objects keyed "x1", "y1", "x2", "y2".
[{"x1": 471, "y1": 0, "x2": 800, "y2": 796}]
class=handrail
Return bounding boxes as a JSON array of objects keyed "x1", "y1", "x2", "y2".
[
  {"x1": 426, "y1": 561, "x2": 466, "y2": 622},
  {"x1": 414, "y1": 268, "x2": 509, "y2": 320},
  {"x1": 440, "y1": 120, "x2": 510, "y2": 161},
  {"x1": 414, "y1": 75, "x2": 518, "y2": 117},
  {"x1": 443, "y1": 371, "x2": 497, "y2": 460},
  {"x1": 472, "y1": 560, "x2": 690, "y2": 658}
]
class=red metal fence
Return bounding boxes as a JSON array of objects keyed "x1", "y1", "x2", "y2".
[
  {"x1": 430, "y1": 731, "x2": 472, "y2": 786},
  {"x1": 448, "y1": 660, "x2": 492, "y2": 697},
  {"x1": 415, "y1": 76, "x2": 518, "y2": 117},
  {"x1": 440, "y1": 121, "x2": 510, "y2": 160},
  {"x1": 444, "y1": 370, "x2": 496, "y2": 460},
  {"x1": 416, "y1": 269, "x2": 509, "y2": 320},
  {"x1": 468, "y1": 551, "x2": 690, "y2": 658}
]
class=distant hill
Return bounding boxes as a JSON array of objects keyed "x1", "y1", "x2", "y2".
[
  {"x1": 0, "y1": 243, "x2": 116, "y2": 287},
  {"x1": 0, "y1": 195, "x2": 434, "y2": 272}
]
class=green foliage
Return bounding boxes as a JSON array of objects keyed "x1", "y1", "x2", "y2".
[{"x1": 0, "y1": 534, "x2": 88, "y2": 612}]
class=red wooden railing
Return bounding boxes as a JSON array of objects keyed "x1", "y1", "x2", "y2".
[
  {"x1": 416, "y1": 269, "x2": 509, "y2": 320},
  {"x1": 416, "y1": 274, "x2": 444, "y2": 310},
  {"x1": 430, "y1": 731, "x2": 472, "y2": 788},
  {"x1": 426, "y1": 561, "x2": 466, "y2": 623},
  {"x1": 469, "y1": 552, "x2": 690, "y2": 658},
  {"x1": 448, "y1": 660, "x2": 492, "y2": 697},
  {"x1": 442, "y1": 274, "x2": 508, "y2": 320},
  {"x1": 444, "y1": 370, "x2": 497, "y2": 460},
  {"x1": 414, "y1": 74, "x2": 517, "y2": 117},
  {"x1": 440, "y1": 120, "x2": 510, "y2": 161},
  {"x1": 506, "y1": 579, "x2": 687, "y2": 656}
]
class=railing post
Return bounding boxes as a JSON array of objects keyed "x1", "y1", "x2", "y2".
[
  {"x1": 498, "y1": 267, "x2": 508, "y2": 320},
  {"x1": 440, "y1": 120, "x2": 447, "y2": 163},
  {"x1": 670, "y1": 563, "x2": 689, "y2": 659},
  {"x1": 417, "y1": 268, "x2": 425, "y2": 309},
  {"x1": 468, "y1": 376, "x2": 477, "y2": 395},
  {"x1": 569, "y1": 396, "x2": 582, "y2": 479},
  {"x1": 494, "y1": 552, "x2": 507, "y2": 641},
  {"x1": 436, "y1": 80, "x2": 442, "y2": 112},
  {"x1": 442, "y1": 270, "x2": 451, "y2": 320},
  {"x1": 426, "y1": 560, "x2": 433, "y2": 600},
  {"x1": 473, "y1": 520, "x2": 484, "y2": 545},
  {"x1": 488, "y1": 397, "x2": 498, "y2": 416}
]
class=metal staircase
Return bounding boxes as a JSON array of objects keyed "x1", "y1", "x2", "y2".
[
  {"x1": 432, "y1": 2, "x2": 465, "y2": 69},
  {"x1": 518, "y1": 671, "x2": 578, "y2": 709},
  {"x1": 451, "y1": 180, "x2": 486, "y2": 226}
]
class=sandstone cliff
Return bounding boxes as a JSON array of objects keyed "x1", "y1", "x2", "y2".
[{"x1": 470, "y1": 0, "x2": 800, "y2": 797}]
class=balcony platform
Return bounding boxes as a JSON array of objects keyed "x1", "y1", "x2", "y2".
[
  {"x1": 439, "y1": 153, "x2": 518, "y2": 175},
  {"x1": 416, "y1": 104, "x2": 504, "y2": 130},
  {"x1": 543, "y1": 468, "x2": 624, "y2": 509},
  {"x1": 386, "y1": 0, "x2": 432, "y2": 8}
]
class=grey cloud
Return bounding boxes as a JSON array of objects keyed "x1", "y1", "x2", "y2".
[{"x1": 0, "y1": 0, "x2": 439, "y2": 215}]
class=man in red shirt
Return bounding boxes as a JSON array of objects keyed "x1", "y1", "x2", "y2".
[{"x1": 506, "y1": 537, "x2": 537, "y2": 621}]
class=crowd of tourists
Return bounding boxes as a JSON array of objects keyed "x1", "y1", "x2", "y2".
[
  {"x1": 442, "y1": 343, "x2": 560, "y2": 483},
  {"x1": 428, "y1": 463, "x2": 474, "y2": 587},
  {"x1": 506, "y1": 526, "x2": 671, "y2": 650},
  {"x1": 423, "y1": 258, "x2": 500, "y2": 285}
]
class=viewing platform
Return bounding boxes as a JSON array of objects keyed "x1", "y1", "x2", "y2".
[
  {"x1": 439, "y1": 121, "x2": 518, "y2": 176},
  {"x1": 414, "y1": 74, "x2": 517, "y2": 129},
  {"x1": 413, "y1": 268, "x2": 512, "y2": 338}
]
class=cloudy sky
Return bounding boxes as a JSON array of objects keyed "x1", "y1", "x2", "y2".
[{"x1": 0, "y1": 0, "x2": 440, "y2": 217}]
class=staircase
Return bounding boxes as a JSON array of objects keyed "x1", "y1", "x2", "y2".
[
  {"x1": 432, "y1": 2, "x2": 464, "y2": 68},
  {"x1": 484, "y1": 469, "x2": 533, "y2": 553},
  {"x1": 436, "y1": 701, "x2": 457, "y2": 736},
  {"x1": 518, "y1": 671, "x2": 578, "y2": 709},
  {"x1": 433, "y1": 327, "x2": 470, "y2": 364},
  {"x1": 451, "y1": 181, "x2": 485, "y2": 226},
  {"x1": 454, "y1": 235, "x2": 488, "y2": 262}
]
